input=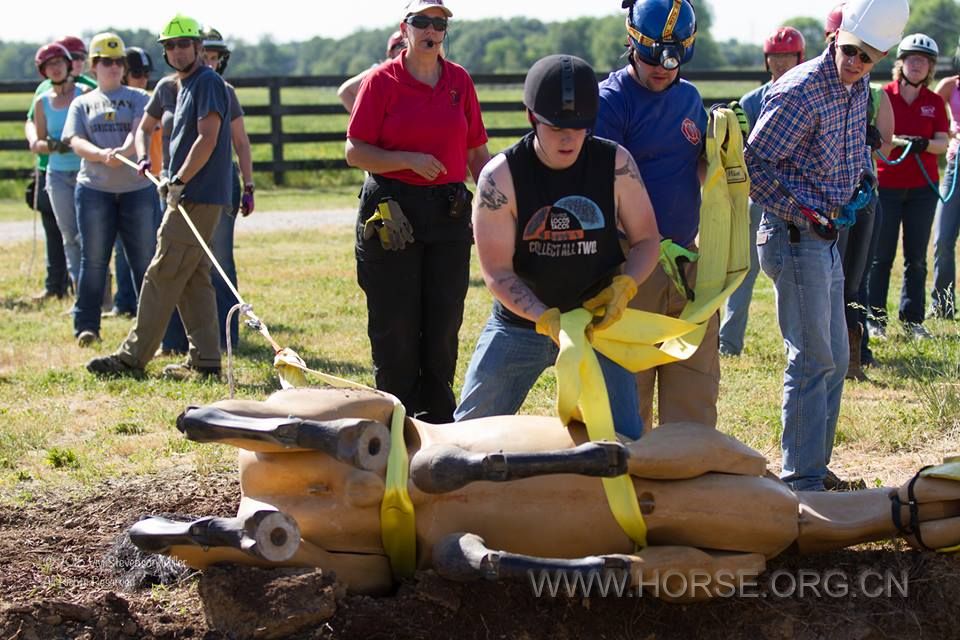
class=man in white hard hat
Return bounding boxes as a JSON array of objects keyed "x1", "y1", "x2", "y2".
[{"x1": 745, "y1": 0, "x2": 909, "y2": 492}]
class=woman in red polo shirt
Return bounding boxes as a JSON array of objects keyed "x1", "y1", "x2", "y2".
[
  {"x1": 345, "y1": 0, "x2": 490, "y2": 423},
  {"x1": 867, "y1": 34, "x2": 949, "y2": 341}
]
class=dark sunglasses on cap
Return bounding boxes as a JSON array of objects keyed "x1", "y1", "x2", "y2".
[
  {"x1": 389, "y1": 42, "x2": 407, "y2": 54},
  {"x1": 405, "y1": 15, "x2": 448, "y2": 31},
  {"x1": 128, "y1": 69, "x2": 150, "y2": 79},
  {"x1": 840, "y1": 44, "x2": 874, "y2": 64},
  {"x1": 95, "y1": 57, "x2": 125, "y2": 67},
  {"x1": 163, "y1": 38, "x2": 196, "y2": 51}
]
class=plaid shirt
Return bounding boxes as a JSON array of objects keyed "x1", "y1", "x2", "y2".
[{"x1": 746, "y1": 44, "x2": 870, "y2": 227}]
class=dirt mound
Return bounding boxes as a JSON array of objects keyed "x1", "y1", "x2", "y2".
[{"x1": 2, "y1": 470, "x2": 959, "y2": 639}]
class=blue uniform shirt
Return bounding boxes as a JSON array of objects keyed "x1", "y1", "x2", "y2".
[
  {"x1": 739, "y1": 82, "x2": 770, "y2": 133},
  {"x1": 170, "y1": 65, "x2": 232, "y2": 206},
  {"x1": 595, "y1": 67, "x2": 706, "y2": 247}
]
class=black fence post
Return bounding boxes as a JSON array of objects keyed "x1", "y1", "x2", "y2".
[{"x1": 268, "y1": 78, "x2": 285, "y2": 186}]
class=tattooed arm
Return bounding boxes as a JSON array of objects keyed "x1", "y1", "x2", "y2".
[
  {"x1": 472, "y1": 154, "x2": 548, "y2": 322},
  {"x1": 614, "y1": 145, "x2": 660, "y2": 288}
]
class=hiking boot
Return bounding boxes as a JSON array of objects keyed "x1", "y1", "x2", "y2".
[
  {"x1": 76, "y1": 330, "x2": 101, "y2": 347},
  {"x1": 86, "y1": 354, "x2": 145, "y2": 378},
  {"x1": 31, "y1": 289, "x2": 65, "y2": 304},
  {"x1": 161, "y1": 362, "x2": 221, "y2": 381},
  {"x1": 845, "y1": 323, "x2": 868, "y2": 382},
  {"x1": 903, "y1": 322, "x2": 932, "y2": 340},
  {"x1": 823, "y1": 468, "x2": 867, "y2": 492},
  {"x1": 866, "y1": 320, "x2": 886, "y2": 341}
]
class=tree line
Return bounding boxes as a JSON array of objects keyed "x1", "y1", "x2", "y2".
[{"x1": 0, "y1": 0, "x2": 957, "y2": 81}]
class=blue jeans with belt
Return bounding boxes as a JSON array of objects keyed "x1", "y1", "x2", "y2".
[
  {"x1": 758, "y1": 212, "x2": 847, "y2": 491},
  {"x1": 455, "y1": 311, "x2": 643, "y2": 440}
]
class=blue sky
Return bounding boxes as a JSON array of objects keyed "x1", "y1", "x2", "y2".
[{"x1": 3, "y1": 0, "x2": 841, "y2": 46}]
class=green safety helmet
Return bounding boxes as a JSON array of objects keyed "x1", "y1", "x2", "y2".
[{"x1": 158, "y1": 14, "x2": 203, "y2": 42}]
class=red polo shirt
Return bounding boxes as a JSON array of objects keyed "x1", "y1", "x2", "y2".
[
  {"x1": 347, "y1": 53, "x2": 488, "y2": 186},
  {"x1": 878, "y1": 80, "x2": 949, "y2": 189}
]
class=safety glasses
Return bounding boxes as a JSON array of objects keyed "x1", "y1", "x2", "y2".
[
  {"x1": 840, "y1": 44, "x2": 874, "y2": 64},
  {"x1": 94, "y1": 57, "x2": 125, "y2": 67},
  {"x1": 163, "y1": 38, "x2": 196, "y2": 51},
  {"x1": 128, "y1": 70, "x2": 150, "y2": 79},
  {"x1": 405, "y1": 15, "x2": 448, "y2": 31}
]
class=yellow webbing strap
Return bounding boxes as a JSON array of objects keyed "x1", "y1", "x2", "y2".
[
  {"x1": 920, "y1": 459, "x2": 960, "y2": 554},
  {"x1": 273, "y1": 348, "x2": 417, "y2": 577},
  {"x1": 553, "y1": 109, "x2": 751, "y2": 548}
]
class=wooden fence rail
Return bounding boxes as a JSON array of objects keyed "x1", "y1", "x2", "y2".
[{"x1": 0, "y1": 70, "x2": 769, "y2": 183}]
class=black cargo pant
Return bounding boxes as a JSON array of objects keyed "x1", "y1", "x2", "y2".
[{"x1": 355, "y1": 176, "x2": 472, "y2": 424}]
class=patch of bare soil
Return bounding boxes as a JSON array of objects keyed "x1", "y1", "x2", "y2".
[{"x1": 1, "y1": 469, "x2": 958, "y2": 640}]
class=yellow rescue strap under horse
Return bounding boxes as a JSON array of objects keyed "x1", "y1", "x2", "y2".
[{"x1": 554, "y1": 107, "x2": 751, "y2": 550}]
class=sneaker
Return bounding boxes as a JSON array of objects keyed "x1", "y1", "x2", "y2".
[
  {"x1": 161, "y1": 362, "x2": 221, "y2": 381},
  {"x1": 86, "y1": 354, "x2": 144, "y2": 378},
  {"x1": 903, "y1": 322, "x2": 932, "y2": 340},
  {"x1": 76, "y1": 330, "x2": 101, "y2": 347},
  {"x1": 866, "y1": 321, "x2": 887, "y2": 341},
  {"x1": 823, "y1": 468, "x2": 867, "y2": 492}
]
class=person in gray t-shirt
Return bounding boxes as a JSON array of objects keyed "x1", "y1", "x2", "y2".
[{"x1": 62, "y1": 32, "x2": 161, "y2": 347}]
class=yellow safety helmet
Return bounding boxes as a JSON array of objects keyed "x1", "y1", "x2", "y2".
[
  {"x1": 89, "y1": 32, "x2": 125, "y2": 59},
  {"x1": 158, "y1": 14, "x2": 203, "y2": 42}
]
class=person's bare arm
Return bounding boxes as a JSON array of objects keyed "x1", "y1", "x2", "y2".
[
  {"x1": 68, "y1": 135, "x2": 121, "y2": 167},
  {"x1": 466, "y1": 144, "x2": 491, "y2": 184},
  {"x1": 337, "y1": 70, "x2": 371, "y2": 113},
  {"x1": 174, "y1": 112, "x2": 222, "y2": 182},
  {"x1": 231, "y1": 115, "x2": 254, "y2": 186},
  {"x1": 345, "y1": 137, "x2": 447, "y2": 181},
  {"x1": 28, "y1": 97, "x2": 52, "y2": 155},
  {"x1": 614, "y1": 146, "x2": 660, "y2": 287},
  {"x1": 876, "y1": 90, "x2": 896, "y2": 157},
  {"x1": 473, "y1": 155, "x2": 547, "y2": 322},
  {"x1": 134, "y1": 112, "x2": 160, "y2": 163},
  {"x1": 926, "y1": 131, "x2": 950, "y2": 156}
]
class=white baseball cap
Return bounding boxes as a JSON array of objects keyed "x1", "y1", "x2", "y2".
[{"x1": 403, "y1": 0, "x2": 453, "y2": 19}]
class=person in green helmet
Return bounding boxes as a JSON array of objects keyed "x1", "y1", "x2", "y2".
[{"x1": 86, "y1": 14, "x2": 233, "y2": 380}]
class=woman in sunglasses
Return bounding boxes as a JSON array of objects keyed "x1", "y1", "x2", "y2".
[
  {"x1": 62, "y1": 33, "x2": 160, "y2": 347},
  {"x1": 346, "y1": 0, "x2": 490, "y2": 423},
  {"x1": 337, "y1": 31, "x2": 408, "y2": 113},
  {"x1": 867, "y1": 34, "x2": 949, "y2": 341}
]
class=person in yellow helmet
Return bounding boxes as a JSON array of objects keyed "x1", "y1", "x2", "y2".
[{"x1": 87, "y1": 15, "x2": 234, "y2": 380}]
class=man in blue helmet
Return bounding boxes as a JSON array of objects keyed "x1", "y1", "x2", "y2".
[
  {"x1": 454, "y1": 54, "x2": 661, "y2": 440},
  {"x1": 594, "y1": 0, "x2": 714, "y2": 433}
]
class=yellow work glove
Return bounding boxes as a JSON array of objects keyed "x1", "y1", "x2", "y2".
[
  {"x1": 535, "y1": 307, "x2": 562, "y2": 345},
  {"x1": 658, "y1": 239, "x2": 699, "y2": 301},
  {"x1": 582, "y1": 275, "x2": 638, "y2": 332},
  {"x1": 362, "y1": 199, "x2": 415, "y2": 251}
]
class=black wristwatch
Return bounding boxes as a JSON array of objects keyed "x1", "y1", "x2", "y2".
[{"x1": 171, "y1": 175, "x2": 186, "y2": 186}]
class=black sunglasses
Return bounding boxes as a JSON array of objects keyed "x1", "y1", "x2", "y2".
[
  {"x1": 840, "y1": 44, "x2": 874, "y2": 64},
  {"x1": 128, "y1": 69, "x2": 150, "y2": 79},
  {"x1": 163, "y1": 38, "x2": 196, "y2": 51},
  {"x1": 95, "y1": 57, "x2": 125, "y2": 67},
  {"x1": 405, "y1": 15, "x2": 448, "y2": 31}
]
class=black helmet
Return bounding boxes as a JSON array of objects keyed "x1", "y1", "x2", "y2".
[
  {"x1": 125, "y1": 47, "x2": 154, "y2": 74},
  {"x1": 523, "y1": 54, "x2": 598, "y2": 130},
  {"x1": 202, "y1": 27, "x2": 231, "y2": 75}
]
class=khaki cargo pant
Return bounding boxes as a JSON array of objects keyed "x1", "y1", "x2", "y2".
[
  {"x1": 117, "y1": 200, "x2": 222, "y2": 369},
  {"x1": 629, "y1": 257, "x2": 720, "y2": 433}
]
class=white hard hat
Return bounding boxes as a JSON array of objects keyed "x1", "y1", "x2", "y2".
[{"x1": 839, "y1": 0, "x2": 910, "y2": 61}]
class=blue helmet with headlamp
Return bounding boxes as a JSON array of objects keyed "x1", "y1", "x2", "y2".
[{"x1": 623, "y1": 0, "x2": 697, "y2": 70}]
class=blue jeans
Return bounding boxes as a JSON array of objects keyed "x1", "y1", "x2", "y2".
[
  {"x1": 719, "y1": 200, "x2": 763, "y2": 355},
  {"x1": 869, "y1": 187, "x2": 939, "y2": 325},
  {"x1": 113, "y1": 240, "x2": 137, "y2": 314},
  {"x1": 73, "y1": 184, "x2": 159, "y2": 336},
  {"x1": 758, "y1": 213, "x2": 847, "y2": 491},
  {"x1": 454, "y1": 312, "x2": 643, "y2": 440},
  {"x1": 162, "y1": 203, "x2": 239, "y2": 351},
  {"x1": 932, "y1": 155, "x2": 960, "y2": 318},
  {"x1": 837, "y1": 191, "x2": 877, "y2": 328},
  {"x1": 45, "y1": 169, "x2": 81, "y2": 286}
]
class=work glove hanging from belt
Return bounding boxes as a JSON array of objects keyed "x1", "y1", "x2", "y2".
[
  {"x1": 535, "y1": 307, "x2": 562, "y2": 345},
  {"x1": 362, "y1": 198, "x2": 415, "y2": 251},
  {"x1": 658, "y1": 239, "x2": 699, "y2": 301},
  {"x1": 727, "y1": 101, "x2": 750, "y2": 138},
  {"x1": 582, "y1": 274, "x2": 638, "y2": 332},
  {"x1": 899, "y1": 135, "x2": 929, "y2": 155}
]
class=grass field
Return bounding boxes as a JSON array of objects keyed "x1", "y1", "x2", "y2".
[{"x1": 1, "y1": 212, "x2": 959, "y2": 504}]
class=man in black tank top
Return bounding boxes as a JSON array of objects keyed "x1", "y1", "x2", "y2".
[{"x1": 453, "y1": 55, "x2": 660, "y2": 439}]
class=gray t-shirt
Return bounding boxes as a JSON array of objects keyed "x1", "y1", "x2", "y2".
[
  {"x1": 146, "y1": 75, "x2": 243, "y2": 177},
  {"x1": 63, "y1": 85, "x2": 152, "y2": 193}
]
